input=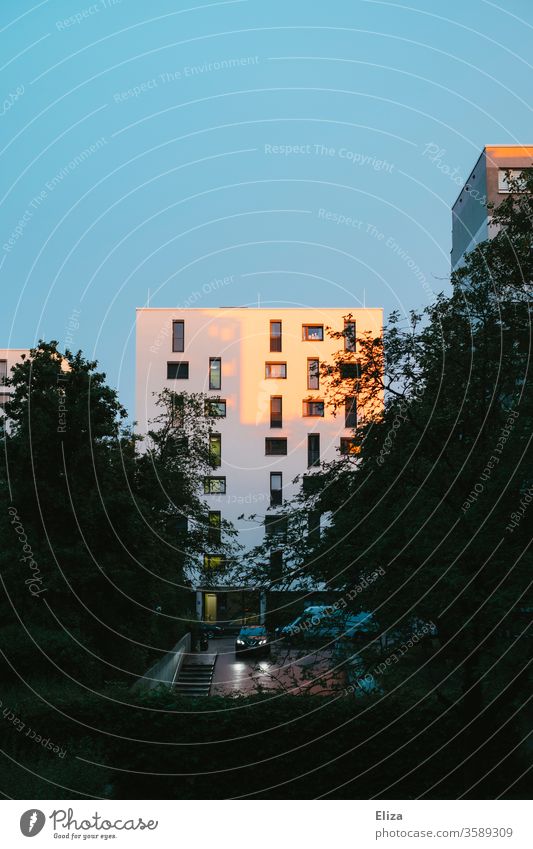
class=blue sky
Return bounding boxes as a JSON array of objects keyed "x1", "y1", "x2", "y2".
[{"x1": 1, "y1": 0, "x2": 533, "y2": 416}]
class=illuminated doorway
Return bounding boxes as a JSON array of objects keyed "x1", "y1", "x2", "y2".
[{"x1": 205, "y1": 593, "x2": 217, "y2": 622}]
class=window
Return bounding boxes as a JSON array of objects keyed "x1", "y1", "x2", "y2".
[
  {"x1": 307, "y1": 358, "x2": 320, "y2": 390},
  {"x1": 308, "y1": 510, "x2": 322, "y2": 544},
  {"x1": 208, "y1": 511, "x2": 221, "y2": 544},
  {"x1": 498, "y1": 168, "x2": 533, "y2": 193},
  {"x1": 339, "y1": 362, "x2": 361, "y2": 380},
  {"x1": 171, "y1": 395, "x2": 185, "y2": 427},
  {"x1": 176, "y1": 515, "x2": 188, "y2": 535},
  {"x1": 209, "y1": 433, "x2": 222, "y2": 467},
  {"x1": 265, "y1": 362, "x2": 287, "y2": 379},
  {"x1": 270, "y1": 320, "x2": 282, "y2": 352},
  {"x1": 167, "y1": 362, "x2": 189, "y2": 379},
  {"x1": 209, "y1": 357, "x2": 221, "y2": 390},
  {"x1": 0, "y1": 360, "x2": 7, "y2": 385},
  {"x1": 345, "y1": 396, "x2": 357, "y2": 428},
  {"x1": 303, "y1": 400, "x2": 324, "y2": 417},
  {"x1": 302, "y1": 324, "x2": 324, "y2": 341},
  {"x1": 265, "y1": 513, "x2": 287, "y2": 539},
  {"x1": 344, "y1": 320, "x2": 356, "y2": 352},
  {"x1": 270, "y1": 396, "x2": 282, "y2": 428},
  {"x1": 270, "y1": 550, "x2": 283, "y2": 581},
  {"x1": 308, "y1": 434, "x2": 320, "y2": 467},
  {"x1": 204, "y1": 477, "x2": 226, "y2": 494},
  {"x1": 270, "y1": 472, "x2": 283, "y2": 506},
  {"x1": 266, "y1": 438, "x2": 287, "y2": 456},
  {"x1": 0, "y1": 393, "x2": 9, "y2": 411},
  {"x1": 172, "y1": 320, "x2": 184, "y2": 352},
  {"x1": 204, "y1": 554, "x2": 224, "y2": 569},
  {"x1": 302, "y1": 474, "x2": 323, "y2": 495},
  {"x1": 340, "y1": 437, "x2": 359, "y2": 456},
  {"x1": 206, "y1": 399, "x2": 226, "y2": 417}
]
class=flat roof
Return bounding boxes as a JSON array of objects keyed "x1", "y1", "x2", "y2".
[
  {"x1": 136, "y1": 306, "x2": 383, "y2": 312},
  {"x1": 452, "y1": 144, "x2": 533, "y2": 209}
]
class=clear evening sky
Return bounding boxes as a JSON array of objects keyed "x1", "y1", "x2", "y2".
[{"x1": 1, "y1": 0, "x2": 532, "y2": 417}]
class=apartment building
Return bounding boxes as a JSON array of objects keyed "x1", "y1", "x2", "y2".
[
  {"x1": 136, "y1": 307, "x2": 382, "y2": 624},
  {"x1": 451, "y1": 144, "x2": 533, "y2": 271},
  {"x1": 0, "y1": 349, "x2": 29, "y2": 419}
]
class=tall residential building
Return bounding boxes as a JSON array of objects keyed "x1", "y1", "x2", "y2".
[
  {"x1": 136, "y1": 307, "x2": 382, "y2": 623},
  {"x1": 451, "y1": 145, "x2": 533, "y2": 271},
  {"x1": 0, "y1": 349, "x2": 29, "y2": 418}
]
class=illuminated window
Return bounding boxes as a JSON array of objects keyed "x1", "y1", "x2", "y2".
[
  {"x1": 204, "y1": 477, "x2": 226, "y2": 494},
  {"x1": 303, "y1": 400, "x2": 324, "y2": 417},
  {"x1": 209, "y1": 357, "x2": 221, "y2": 390},
  {"x1": 204, "y1": 554, "x2": 224, "y2": 569},
  {"x1": 270, "y1": 396, "x2": 282, "y2": 428},
  {"x1": 270, "y1": 320, "x2": 282, "y2": 352},
  {"x1": 302, "y1": 324, "x2": 324, "y2": 341},
  {"x1": 208, "y1": 511, "x2": 221, "y2": 544},
  {"x1": 206, "y1": 399, "x2": 226, "y2": 417},
  {"x1": 266, "y1": 362, "x2": 287, "y2": 379},
  {"x1": 340, "y1": 437, "x2": 359, "y2": 455},
  {"x1": 209, "y1": 433, "x2": 222, "y2": 467},
  {"x1": 167, "y1": 362, "x2": 189, "y2": 379},
  {"x1": 172, "y1": 320, "x2": 184, "y2": 352}
]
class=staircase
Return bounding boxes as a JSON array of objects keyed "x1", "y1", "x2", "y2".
[{"x1": 174, "y1": 656, "x2": 216, "y2": 697}]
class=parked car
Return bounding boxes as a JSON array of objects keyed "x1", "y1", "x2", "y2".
[
  {"x1": 276, "y1": 606, "x2": 377, "y2": 642},
  {"x1": 235, "y1": 625, "x2": 271, "y2": 657}
]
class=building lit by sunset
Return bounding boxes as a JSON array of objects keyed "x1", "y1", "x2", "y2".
[
  {"x1": 136, "y1": 307, "x2": 382, "y2": 624},
  {"x1": 0, "y1": 350, "x2": 29, "y2": 419},
  {"x1": 451, "y1": 144, "x2": 533, "y2": 271}
]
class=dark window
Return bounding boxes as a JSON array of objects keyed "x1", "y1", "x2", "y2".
[
  {"x1": 340, "y1": 437, "x2": 359, "y2": 455},
  {"x1": 265, "y1": 512, "x2": 287, "y2": 539},
  {"x1": 265, "y1": 362, "x2": 287, "y2": 379},
  {"x1": 206, "y1": 399, "x2": 226, "y2": 417},
  {"x1": 307, "y1": 358, "x2": 320, "y2": 390},
  {"x1": 0, "y1": 360, "x2": 7, "y2": 385},
  {"x1": 171, "y1": 395, "x2": 185, "y2": 426},
  {"x1": 308, "y1": 510, "x2": 322, "y2": 543},
  {"x1": 303, "y1": 324, "x2": 324, "y2": 341},
  {"x1": 209, "y1": 357, "x2": 221, "y2": 390},
  {"x1": 302, "y1": 474, "x2": 324, "y2": 495},
  {"x1": 308, "y1": 434, "x2": 320, "y2": 467},
  {"x1": 339, "y1": 362, "x2": 361, "y2": 380},
  {"x1": 208, "y1": 511, "x2": 221, "y2": 544},
  {"x1": 303, "y1": 400, "x2": 324, "y2": 417},
  {"x1": 172, "y1": 320, "x2": 184, "y2": 352},
  {"x1": 266, "y1": 438, "x2": 287, "y2": 456},
  {"x1": 270, "y1": 396, "x2": 282, "y2": 428},
  {"x1": 176, "y1": 515, "x2": 188, "y2": 535},
  {"x1": 270, "y1": 549, "x2": 283, "y2": 581},
  {"x1": 209, "y1": 433, "x2": 222, "y2": 467},
  {"x1": 204, "y1": 477, "x2": 226, "y2": 494},
  {"x1": 345, "y1": 396, "x2": 357, "y2": 428},
  {"x1": 167, "y1": 362, "x2": 189, "y2": 379},
  {"x1": 344, "y1": 320, "x2": 356, "y2": 352},
  {"x1": 270, "y1": 320, "x2": 282, "y2": 352},
  {"x1": 270, "y1": 472, "x2": 283, "y2": 506}
]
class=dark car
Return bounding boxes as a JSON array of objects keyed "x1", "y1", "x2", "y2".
[{"x1": 235, "y1": 625, "x2": 270, "y2": 657}]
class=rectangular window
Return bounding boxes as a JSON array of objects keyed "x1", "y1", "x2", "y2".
[
  {"x1": 0, "y1": 360, "x2": 7, "y2": 385},
  {"x1": 265, "y1": 513, "x2": 287, "y2": 539},
  {"x1": 206, "y1": 399, "x2": 226, "y2": 417},
  {"x1": 0, "y1": 392, "x2": 9, "y2": 411},
  {"x1": 204, "y1": 554, "x2": 224, "y2": 569},
  {"x1": 209, "y1": 433, "x2": 222, "y2": 467},
  {"x1": 265, "y1": 362, "x2": 287, "y2": 379},
  {"x1": 176, "y1": 515, "x2": 188, "y2": 535},
  {"x1": 340, "y1": 437, "x2": 359, "y2": 455},
  {"x1": 172, "y1": 320, "x2": 184, "y2": 352},
  {"x1": 204, "y1": 477, "x2": 226, "y2": 494},
  {"x1": 208, "y1": 511, "x2": 221, "y2": 545},
  {"x1": 209, "y1": 357, "x2": 221, "y2": 390},
  {"x1": 339, "y1": 362, "x2": 361, "y2": 380},
  {"x1": 270, "y1": 396, "x2": 282, "y2": 428},
  {"x1": 270, "y1": 549, "x2": 283, "y2": 581},
  {"x1": 270, "y1": 472, "x2": 283, "y2": 506},
  {"x1": 308, "y1": 433, "x2": 320, "y2": 467},
  {"x1": 344, "y1": 320, "x2": 356, "y2": 352},
  {"x1": 167, "y1": 362, "x2": 189, "y2": 379},
  {"x1": 345, "y1": 396, "x2": 357, "y2": 428},
  {"x1": 303, "y1": 400, "x2": 324, "y2": 417},
  {"x1": 270, "y1": 320, "x2": 282, "y2": 352},
  {"x1": 498, "y1": 168, "x2": 533, "y2": 193},
  {"x1": 307, "y1": 358, "x2": 320, "y2": 390},
  {"x1": 265, "y1": 437, "x2": 287, "y2": 455},
  {"x1": 302, "y1": 324, "x2": 324, "y2": 341},
  {"x1": 308, "y1": 510, "x2": 322, "y2": 544}
]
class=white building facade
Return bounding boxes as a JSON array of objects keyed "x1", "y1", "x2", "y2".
[
  {"x1": 136, "y1": 307, "x2": 382, "y2": 623},
  {"x1": 0, "y1": 349, "x2": 29, "y2": 420}
]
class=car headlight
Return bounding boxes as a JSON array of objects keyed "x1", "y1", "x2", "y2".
[
  {"x1": 236, "y1": 640, "x2": 244, "y2": 645},
  {"x1": 259, "y1": 639, "x2": 267, "y2": 645}
]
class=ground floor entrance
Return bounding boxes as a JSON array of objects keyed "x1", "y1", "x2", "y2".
[{"x1": 196, "y1": 587, "x2": 267, "y2": 626}]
